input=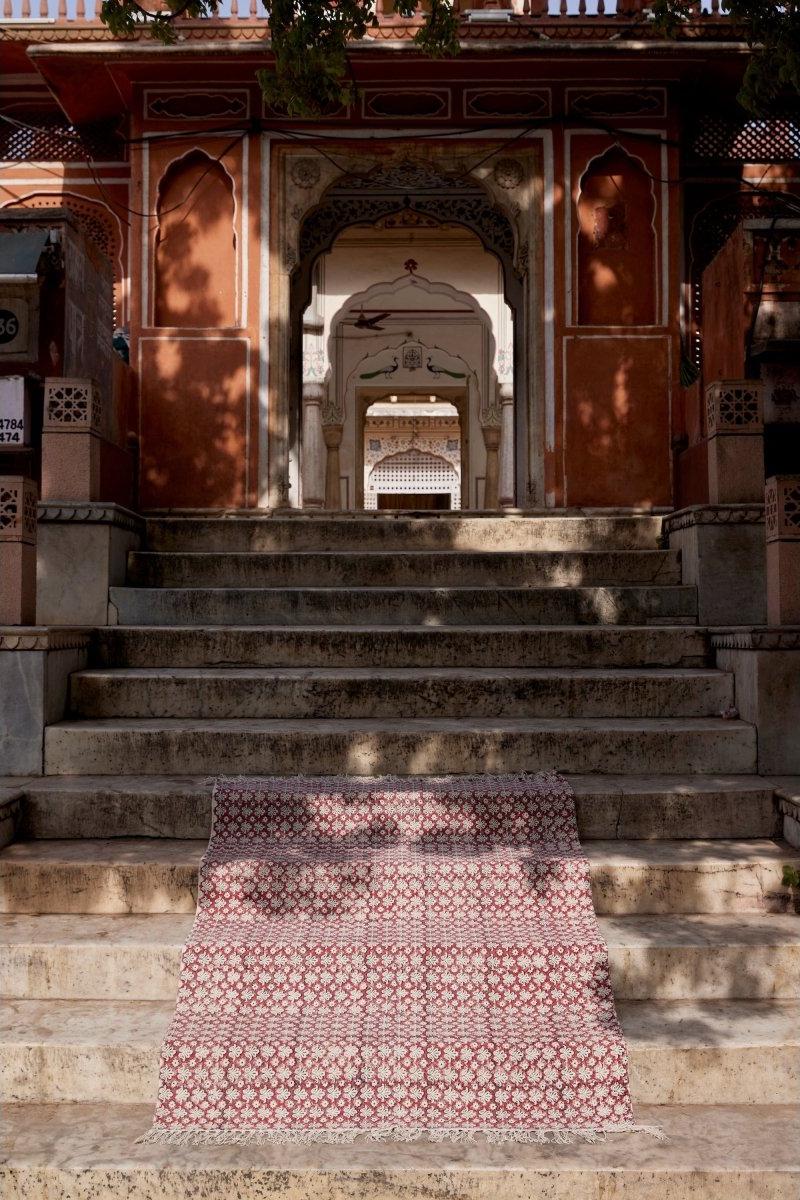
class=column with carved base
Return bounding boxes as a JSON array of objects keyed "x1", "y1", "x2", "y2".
[
  {"x1": 323, "y1": 424, "x2": 343, "y2": 511},
  {"x1": 482, "y1": 424, "x2": 501, "y2": 510},
  {"x1": 0, "y1": 477, "x2": 37, "y2": 625},
  {"x1": 498, "y1": 383, "x2": 515, "y2": 508},
  {"x1": 706, "y1": 381, "x2": 764, "y2": 503},
  {"x1": 301, "y1": 383, "x2": 326, "y2": 509},
  {"x1": 766, "y1": 475, "x2": 800, "y2": 625}
]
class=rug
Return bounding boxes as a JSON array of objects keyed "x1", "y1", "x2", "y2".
[{"x1": 140, "y1": 773, "x2": 660, "y2": 1145}]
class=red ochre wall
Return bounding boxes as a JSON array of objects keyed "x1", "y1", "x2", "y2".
[
  {"x1": 2, "y1": 74, "x2": 682, "y2": 512},
  {"x1": 131, "y1": 126, "x2": 263, "y2": 510}
]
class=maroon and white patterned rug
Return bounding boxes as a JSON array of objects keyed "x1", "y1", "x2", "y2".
[{"x1": 140, "y1": 774, "x2": 661, "y2": 1145}]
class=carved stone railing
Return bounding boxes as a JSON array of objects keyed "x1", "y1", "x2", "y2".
[{"x1": 0, "y1": 0, "x2": 730, "y2": 37}]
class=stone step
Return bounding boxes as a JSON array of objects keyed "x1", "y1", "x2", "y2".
[
  {"x1": 145, "y1": 513, "x2": 666, "y2": 554},
  {"x1": 127, "y1": 549, "x2": 682, "y2": 589},
  {"x1": 2, "y1": 913, "x2": 797, "y2": 1002},
  {"x1": 108, "y1": 586, "x2": 697, "y2": 628},
  {"x1": 42, "y1": 716, "x2": 757, "y2": 777},
  {"x1": 9, "y1": 774, "x2": 780, "y2": 841},
  {"x1": 2, "y1": 997, "x2": 797, "y2": 1105},
  {"x1": 69, "y1": 667, "x2": 734, "y2": 721},
  {"x1": 1, "y1": 838, "x2": 796, "y2": 915},
  {"x1": 3, "y1": 1101, "x2": 798, "y2": 1198},
  {"x1": 93, "y1": 624, "x2": 712, "y2": 670}
]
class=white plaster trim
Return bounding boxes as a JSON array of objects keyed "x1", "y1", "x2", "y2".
[
  {"x1": 141, "y1": 139, "x2": 150, "y2": 328},
  {"x1": 142, "y1": 86, "x2": 251, "y2": 120},
  {"x1": 540, "y1": 128, "x2": 555, "y2": 459},
  {"x1": 0, "y1": 175, "x2": 127, "y2": 182},
  {"x1": 241, "y1": 133, "x2": 249, "y2": 329},
  {"x1": 564, "y1": 86, "x2": 667, "y2": 119},
  {"x1": 258, "y1": 133, "x2": 271, "y2": 508}
]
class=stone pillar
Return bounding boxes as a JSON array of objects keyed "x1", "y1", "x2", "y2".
[
  {"x1": 714, "y1": 629, "x2": 800, "y2": 774},
  {"x1": 0, "y1": 476, "x2": 37, "y2": 625},
  {"x1": 663, "y1": 505, "x2": 766, "y2": 626},
  {"x1": 37, "y1": 503, "x2": 144, "y2": 626},
  {"x1": 482, "y1": 424, "x2": 501, "y2": 510},
  {"x1": 765, "y1": 475, "x2": 800, "y2": 625},
  {"x1": 0, "y1": 627, "x2": 90, "y2": 775},
  {"x1": 41, "y1": 378, "x2": 104, "y2": 502},
  {"x1": 706, "y1": 381, "x2": 765, "y2": 503},
  {"x1": 301, "y1": 384, "x2": 325, "y2": 509},
  {"x1": 498, "y1": 384, "x2": 515, "y2": 509},
  {"x1": 323, "y1": 424, "x2": 343, "y2": 511}
]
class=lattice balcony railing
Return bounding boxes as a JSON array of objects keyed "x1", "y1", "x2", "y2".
[{"x1": 0, "y1": 0, "x2": 729, "y2": 27}]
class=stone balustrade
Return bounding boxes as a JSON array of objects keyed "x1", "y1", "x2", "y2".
[
  {"x1": 0, "y1": 0, "x2": 726, "y2": 27},
  {"x1": 0, "y1": 475, "x2": 37, "y2": 626},
  {"x1": 705, "y1": 380, "x2": 765, "y2": 504},
  {"x1": 40, "y1": 378, "x2": 104, "y2": 503},
  {"x1": 765, "y1": 474, "x2": 800, "y2": 626}
]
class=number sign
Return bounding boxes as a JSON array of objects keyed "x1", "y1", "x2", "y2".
[{"x1": 0, "y1": 376, "x2": 30, "y2": 446}]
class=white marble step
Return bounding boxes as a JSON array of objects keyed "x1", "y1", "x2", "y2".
[
  {"x1": 126, "y1": 548, "x2": 683, "y2": 589},
  {"x1": 68, "y1": 666, "x2": 735, "y2": 720},
  {"x1": 0, "y1": 838, "x2": 797, "y2": 915},
  {"x1": 2, "y1": 998, "x2": 798, "y2": 1106},
  {"x1": 108, "y1": 584, "x2": 697, "y2": 628},
  {"x1": 2, "y1": 913, "x2": 798, "y2": 1002},
  {"x1": 94, "y1": 624, "x2": 712, "y2": 669},
  {"x1": 43, "y1": 716, "x2": 757, "y2": 777},
  {"x1": 7, "y1": 773, "x2": 779, "y2": 841},
  {"x1": 2, "y1": 1101, "x2": 798, "y2": 1199},
  {"x1": 145, "y1": 513, "x2": 666, "y2": 553}
]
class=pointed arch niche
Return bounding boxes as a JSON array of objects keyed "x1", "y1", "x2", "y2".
[
  {"x1": 154, "y1": 151, "x2": 237, "y2": 328},
  {"x1": 576, "y1": 146, "x2": 657, "y2": 327}
]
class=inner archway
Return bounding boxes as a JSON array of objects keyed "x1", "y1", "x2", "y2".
[
  {"x1": 298, "y1": 215, "x2": 514, "y2": 510},
  {"x1": 362, "y1": 393, "x2": 464, "y2": 511}
]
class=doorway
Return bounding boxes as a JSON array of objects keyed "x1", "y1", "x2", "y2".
[{"x1": 360, "y1": 392, "x2": 465, "y2": 510}]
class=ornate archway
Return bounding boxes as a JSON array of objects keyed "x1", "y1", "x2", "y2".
[{"x1": 266, "y1": 142, "x2": 547, "y2": 509}]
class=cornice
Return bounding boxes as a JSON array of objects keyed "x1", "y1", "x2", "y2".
[
  {"x1": 37, "y1": 502, "x2": 144, "y2": 535},
  {"x1": 0, "y1": 627, "x2": 92, "y2": 652},
  {"x1": 711, "y1": 628, "x2": 800, "y2": 652},
  {"x1": 662, "y1": 505, "x2": 765, "y2": 535},
  {"x1": 13, "y1": 20, "x2": 747, "y2": 51}
]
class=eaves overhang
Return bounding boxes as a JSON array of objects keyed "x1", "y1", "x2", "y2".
[{"x1": 19, "y1": 30, "x2": 750, "y2": 125}]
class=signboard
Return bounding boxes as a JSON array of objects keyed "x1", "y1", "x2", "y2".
[
  {"x1": 0, "y1": 294, "x2": 33, "y2": 361},
  {"x1": 0, "y1": 375, "x2": 31, "y2": 446}
]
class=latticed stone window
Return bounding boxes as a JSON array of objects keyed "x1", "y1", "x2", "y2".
[
  {"x1": 706, "y1": 383, "x2": 764, "y2": 435},
  {"x1": 0, "y1": 113, "x2": 124, "y2": 163},
  {"x1": 366, "y1": 448, "x2": 461, "y2": 509},
  {"x1": 691, "y1": 115, "x2": 800, "y2": 164}
]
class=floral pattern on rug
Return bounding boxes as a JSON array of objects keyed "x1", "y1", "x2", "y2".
[{"x1": 141, "y1": 774, "x2": 653, "y2": 1145}]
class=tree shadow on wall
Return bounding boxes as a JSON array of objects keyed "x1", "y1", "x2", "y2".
[{"x1": 141, "y1": 155, "x2": 250, "y2": 510}]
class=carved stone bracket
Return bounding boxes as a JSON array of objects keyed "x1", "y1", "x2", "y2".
[
  {"x1": 0, "y1": 478, "x2": 38, "y2": 545},
  {"x1": 765, "y1": 475, "x2": 800, "y2": 542},
  {"x1": 0, "y1": 476, "x2": 37, "y2": 624},
  {"x1": 44, "y1": 378, "x2": 103, "y2": 436},
  {"x1": 706, "y1": 380, "x2": 764, "y2": 436}
]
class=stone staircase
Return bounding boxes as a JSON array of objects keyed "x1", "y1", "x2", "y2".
[{"x1": 1, "y1": 512, "x2": 799, "y2": 1197}]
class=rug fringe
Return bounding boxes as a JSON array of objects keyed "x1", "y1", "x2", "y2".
[{"x1": 137, "y1": 1123, "x2": 665, "y2": 1147}]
